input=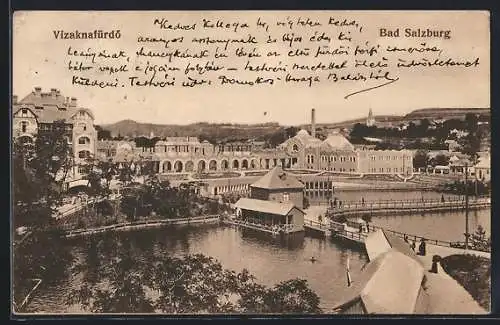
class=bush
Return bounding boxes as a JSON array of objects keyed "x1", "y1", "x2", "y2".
[{"x1": 440, "y1": 254, "x2": 490, "y2": 311}]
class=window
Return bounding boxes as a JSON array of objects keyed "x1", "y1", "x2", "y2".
[
  {"x1": 79, "y1": 111, "x2": 86, "y2": 117},
  {"x1": 78, "y1": 166, "x2": 87, "y2": 174},
  {"x1": 283, "y1": 193, "x2": 289, "y2": 202},
  {"x1": 78, "y1": 136, "x2": 90, "y2": 145},
  {"x1": 21, "y1": 109, "x2": 28, "y2": 117},
  {"x1": 78, "y1": 150, "x2": 91, "y2": 159},
  {"x1": 21, "y1": 121, "x2": 28, "y2": 133}
]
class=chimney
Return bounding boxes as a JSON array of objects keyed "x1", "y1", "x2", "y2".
[
  {"x1": 34, "y1": 87, "x2": 42, "y2": 96},
  {"x1": 12, "y1": 95, "x2": 18, "y2": 104},
  {"x1": 50, "y1": 88, "x2": 57, "y2": 98},
  {"x1": 311, "y1": 108, "x2": 316, "y2": 138},
  {"x1": 70, "y1": 97, "x2": 77, "y2": 107}
]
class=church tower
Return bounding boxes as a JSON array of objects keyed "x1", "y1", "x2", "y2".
[{"x1": 366, "y1": 108, "x2": 375, "y2": 127}]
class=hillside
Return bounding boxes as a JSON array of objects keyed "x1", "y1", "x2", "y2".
[
  {"x1": 404, "y1": 108, "x2": 490, "y2": 120},
  {"x1": 100, "y1": 120, "x2": 282, "y2": 141},
  {"x1": 99, "y1": 107, "x2": 490, "y2": 139}
]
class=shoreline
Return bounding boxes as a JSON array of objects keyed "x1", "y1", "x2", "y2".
[{"x1": 63, "y1": 215, "x2": 221, "y2": 239}]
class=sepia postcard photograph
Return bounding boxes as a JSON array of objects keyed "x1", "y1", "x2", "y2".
[{"x1": 11, "y1": 10, "x2": 491, "y2": 316}]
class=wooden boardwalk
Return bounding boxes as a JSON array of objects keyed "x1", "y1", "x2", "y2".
[
  {"x1": 327, "y1": 197, "x2": 490, "y2": 218},
  {"x1": 303, "y1": 217, "x2": 490, "y2": 254},
  {"x1": 64, "y1": 215, "x2": 221, "y2": 238}
]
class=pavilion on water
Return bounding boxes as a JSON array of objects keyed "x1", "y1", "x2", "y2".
[{"x1": 234, "y1": 166, "x2": 305, "y2": 234}]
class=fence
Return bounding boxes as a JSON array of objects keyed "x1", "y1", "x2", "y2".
[
  {"x1": 304, "y1": 219, "x2": 330, "y2": 231},
  {"x1": 64, "y1": 215, "x2": 221, "y2": 237},
  {"x1": 328, "y1": 220, "x2": 489, "y2": 251},
  {"x1": 327, "y1": 197, "x2": 490, "y2": 213}
]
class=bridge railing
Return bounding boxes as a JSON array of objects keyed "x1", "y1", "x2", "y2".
[
  {"x1": 228, "y1": 218, "x2": 295, "y2": 233},
  {"x1": 364, "y1": 223, "x2": 462, "y2": 247},
  {"x1": 329, "y1": 220, "x2": 469, "y2": 249},
  {"x1": 304, "y1": 219, "x2": 329, "y2": 231},
  {"x1": 327, "y1": 197, "x2": 490, "y2": 212}
]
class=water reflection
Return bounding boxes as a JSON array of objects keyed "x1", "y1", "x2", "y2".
[{"x1": 22, "y1": 205, "x2": 489, "y2": 313}]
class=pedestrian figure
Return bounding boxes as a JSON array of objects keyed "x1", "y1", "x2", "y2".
[
  {"x1": 418, "y1": 238, "x2": 427, "y2": 256},
  {"x1": 430, "y1": 260, "x2": 438, "y2": 273},
  {"x1": 430, "y1": 255, "x2": 440, "y2": 274},
  {"x1": 410, "y1": 240, "x2": 416, "y2": 252},
  {"x1": 362, "y1": 197, "x2": 365, "y2": 206},
  {"x1": 339, "y1": 200, "x2": 342, "y2": 208},
  {"x1": 441, "y1": 194, "x2": 445, "y2": 203},
  {"x1": 404, "y1": 235, "x2": 409, "y2": 243},
  {"x1": 333, "y1": 197, "x2": 337, "y2": 208},
  {"x1": 359, "y1": 224, "x2": 363, "y2": 233}
]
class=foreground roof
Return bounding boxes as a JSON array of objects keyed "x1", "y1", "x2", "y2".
[
  {"x1": 235, "y1": 198, "x2": 301, "y2": 216},
  {"x1": 332, "y1": 250, "x2": 425, "y2": 314}
]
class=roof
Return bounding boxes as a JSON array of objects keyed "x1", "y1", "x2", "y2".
[
  {"x1": 450, "y1": 158, "x2": 472, "y2": 167},
  {"x1": 382, "y1": 230, "x2": 424, "y2": 267},
  {"x1": 13, "y1": 88, "x2": 94, "y2": 124},
  {"x1": 332, "y1": 251, "x2": 425, "y2": 314},
  {"x1": 113, "y1": 150, "x2": 138, "y2": 163},
  {"x1": 234, "y1": 198, "x2": 302, "y2": 216},
  {"x1": 323, "y1": 133, "x2": 355, "y2": 150},
  {"x1": 475, "y1": 156, "x2": 490, "y2": 169},
  {"x1": 13, "y1": 103, "x2": 78, "y2": 124},
  {"x1": 365, "y1": 229, "x2": 423, "y2": 266},
  {"x1": 97, "y1": 140, "x2": 118, "y2": 150},
  {"x1": 294, "y1": 129, "x2": 323, "y2": 148},
  {"x1": 251, "y1": 166, "x2": 305, "y2": 190},
  {"x1": 364, "y1": 229, "x2": 392, "y2": 261}
]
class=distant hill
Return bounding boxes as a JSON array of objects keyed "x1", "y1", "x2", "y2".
[
  {"x1": 403, "y1": 108, "x2": 490, "y2": 120},
  {"x1": 302, "y1": 108, "x2": 490, "y2": 131},
  {"x1": 99, "y1": 120, "x2": 282, "y2": 141},
  {"x1": 99, "y1": 107, "x2": 490, "y2": 139}
]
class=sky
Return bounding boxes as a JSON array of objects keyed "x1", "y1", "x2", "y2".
[{"x1": 12, "y1": 11, "x2": 490, "y2": 126}]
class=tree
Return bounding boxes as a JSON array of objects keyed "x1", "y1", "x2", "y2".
[
  {"x1": 303, "y1": 197, "x2": 310, "y2": 210},
  {"x1": 413, "y1": 150, "x2": 429, "y2": 169},
  {"x1": 432, "y1": 154, "x2": 450, "y2": 166},
  {"x1": 96, "y1": 125, "x2": 112, "y2": 140},
  {"x1": 419, "y1": 119, "x2": 430, "y2": 134},
  {"x1": 12, "y1": 120, "x2": 73, "y2": 229},
  {"x1": 465, "y1": 113, "x2": 479, "y2": 134},
  {"x1": 68, "y1": 248, "x2": 322, "y2": 314}
]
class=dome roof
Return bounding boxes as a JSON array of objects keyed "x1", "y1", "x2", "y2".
[
  {"x1": 323, "y1": 133, "x2": 355, "y2": 150},
  {"x1": 296, "y1": 129, "x2": 310, "y2": 137}
]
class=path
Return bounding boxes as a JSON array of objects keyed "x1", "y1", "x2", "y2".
[{"x1": 417, "y1": 244, "x2": 489, "y2": 314}]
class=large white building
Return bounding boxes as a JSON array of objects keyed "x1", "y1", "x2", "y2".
[
  {"x1": 98, "y1": 109, "x2": 413, "y2": 177},
  {"x1": 12, "y1": 87, "x2": 98, "y2": 184},
  {"x1": 280, "y1": 129, "x2": 413, "y2": 176}
]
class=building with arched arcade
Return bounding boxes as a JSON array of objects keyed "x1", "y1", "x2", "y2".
[{"x1": 97, "y1": 108, "x2": 413, "y2": 177}]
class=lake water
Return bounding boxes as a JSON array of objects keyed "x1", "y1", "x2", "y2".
[{"x1": 22, "y1": 190, "x2": 490, "y2": 314}]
